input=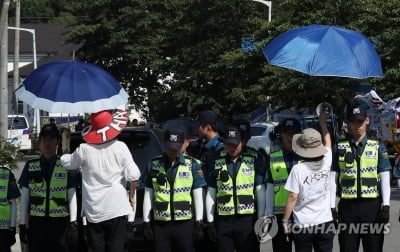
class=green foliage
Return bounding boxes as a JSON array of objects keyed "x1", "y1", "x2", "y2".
[
  {"x1": 10, "y1": 0, "x2": 400, "y2": 122},
  {"x1": 0, "y1": 137, "x2": 23, "y2": 170},
  {"x1": 8, "y1": 0, "x2": 79, "y2": 24},
  {"x1": 150, "y1": 0, "x2": 271, "y2": 118}
]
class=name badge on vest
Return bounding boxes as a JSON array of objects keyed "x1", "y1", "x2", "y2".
[
  {"x1": 365, "y1": 151, "x2": 377, "y2": 159},
  {"x1": 241, "y1": 168, "x2": 253, "y2": 176},
  {"x1": 54, "y1": 173, "x2": 66, "y2": 180},
  {"x1": 179, "y1": 171, "x2": 190, "y2": 179},
  {"x1": 0, "y1": 185, "x2": 5, "y2": 192}
]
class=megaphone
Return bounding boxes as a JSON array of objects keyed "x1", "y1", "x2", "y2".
[{"x1": 316, "y1": 102, "x2": 333, "y2": 117}]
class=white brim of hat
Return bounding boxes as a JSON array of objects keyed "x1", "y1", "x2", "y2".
[{"x1": 292, "y1": 134, "x2": 327, "y2": 158}]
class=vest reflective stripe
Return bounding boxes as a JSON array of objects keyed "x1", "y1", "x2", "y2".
[
  {"x1": 215, "y1": 155, "x2": 255, "y2": 215},
  {"x1": 270, "y1": 150, "x2": 291, "y2": 214},
  {"x1": 28, "y1": 160, "x2": 69, "y2": 217},
  {"x1": 0, "y1": 169, "x2": 11, "y2": 229},
  {"x1": 151, "y1": 156, "x2": 193, "y2": 221},
  {"x1": 338, "y1": 140, "x2": 379, "y2": 199}
]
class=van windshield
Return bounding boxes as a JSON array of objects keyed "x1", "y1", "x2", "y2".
[
  {"x1": 8, "y1": 117, "x2": 28, "y2": 129},
  {"x1": 251, "y1": 126, "x2": 267, "y2": 136}
]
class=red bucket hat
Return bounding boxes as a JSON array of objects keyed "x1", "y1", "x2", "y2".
[{"x1": 82, "y1": 110, "x2": 129, "y2": 144}]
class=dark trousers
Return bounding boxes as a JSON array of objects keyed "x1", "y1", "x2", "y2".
[
  {"x1": 272, "y1": 214, "x2": 293, "y2": 252},
  {"x1": 195, "y1": 228, "x2": 217, "y2": 252},
  {"x1": 28, "y1": 216, "x2": 69, "y2": 252},
  {"x1": 216, "y1": 214, "x2": 258, "y2": 252},
  {"x1": 338, "y1": 198, "x2": 381, "y2": 252},
  {"x1": 152, "y1": 219, "x2": 194, "y2": 252},
  {"x1": 86, "y1": 215, "x2": 127, "y2": 252},
  {"x1": 292, "y1": 221, "x2": 335, "y2": 252},
  {"x1": 0, "y1": 229, "x2": 11, "y2": 252}
]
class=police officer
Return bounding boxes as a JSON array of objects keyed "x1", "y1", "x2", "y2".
[
  {"x1": 197, "y1": 110, "x2": 224, "y2": 173},
  {"x1": 18, "y1": 124, "x2": 78, "y2": 252},
  {"x1": 332, "y1": 104, "x2": 392, "y2": 252},
  {"x1": 206, "y1": 126, "x2": 265, "y2": 252},
  {"x1": 396, "y1": 156, "x2": 400, "y2": 224},
  {"x1": 265, "y1": 118, "x2": 302, "y2": 252},
  {"x1": 0, "y1": 154, "x2": 20, "y2": 252},
  {"x1": 196, "y1": 110, "x2": 224, "y2": 251},
  {"x1": 142, "y1": 128, "x2": 206, "y2": 252}
]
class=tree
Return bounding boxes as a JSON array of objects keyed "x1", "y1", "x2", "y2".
[
  {"x1": 15, "y1": 0, "x2": 400, "y2": 122},
  {"x1": 0, "y1": 136, "x2": 23, "y2": 170},
  {"x1": 65, "y1": 0, "x2": 270, "y2": 120},
  {"x1": 152, "y1": 0, "x2": 272, "y2": 118},
  {"x1": 8, "y1": 0, "x2": 79, "y2": 24},
  {"x1": 353, "y1": 0, "x2": 400, "y2": 100}
]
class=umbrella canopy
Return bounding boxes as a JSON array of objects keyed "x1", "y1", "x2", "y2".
[
  {"x1": 16, "y1": 60, "x2": 129, "y2": 114},
  {"x1": 262, "y1": 24, "x2": 383, "y2": 79}
]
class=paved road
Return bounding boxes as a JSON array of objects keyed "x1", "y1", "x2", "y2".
[{"x1": 10, "y1": 155, "x2": 400, "y2": 252}]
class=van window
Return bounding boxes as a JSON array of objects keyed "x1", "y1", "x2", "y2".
[
  {"x1": 8, "y1": 117, "x2": 29, "y2": 129},
  {"x1": 251, "y1": 126, "x2": 267, "y2": 136},
  {"x1": 7, "y1": 115, "x2": 32, "y2": 152}
]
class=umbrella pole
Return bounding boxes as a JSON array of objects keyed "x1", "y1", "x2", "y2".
[{"x1": 35, "y1": 109, "x2": 40, "y2": 134}]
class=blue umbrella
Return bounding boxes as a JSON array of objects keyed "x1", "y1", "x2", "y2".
[
  {"x1": 262, "y1": 24, "x2": 383, "y2": 79},
  {"x1": 15, "y1": 60, "x2": 129, "y2": 114}
]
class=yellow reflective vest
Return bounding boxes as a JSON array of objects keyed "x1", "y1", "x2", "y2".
[
  {"x1": 28, "y1": 159, "x2": 69, "y2": 217},
  {"x1": 215, "y1": 154, "x2": 255, "y2": 215},
  {"x1": 270, "y1": 150, "x2": 295, "y2": 214},
  {"x1": 151, "y1": 156, "x2": 194, "y2": 221},
  {"x1": 338, "y1": 140, "x2": 379, "y2": 199},
  {"x1": 0, "y1": 168, "x2": 11, "y2": 229}
]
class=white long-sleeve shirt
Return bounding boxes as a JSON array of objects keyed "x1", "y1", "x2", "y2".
[{"x1": 61, "y1": 139, "x2": 141, "y2": 223}]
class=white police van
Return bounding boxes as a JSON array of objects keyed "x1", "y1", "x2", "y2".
[{"x1": 7, "y1": 115, "x2": 32, "y2": 152}]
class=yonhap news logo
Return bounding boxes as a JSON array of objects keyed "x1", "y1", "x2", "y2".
[
  {"x1": 288, "y1": 222, "x2": 391, "y2": 235},
  {"x1": 254, "y1": 216, "x2": 391, "y2": 242},
  {"x1": 254, "y1": 216, "x2": 279, "y2": 242}
]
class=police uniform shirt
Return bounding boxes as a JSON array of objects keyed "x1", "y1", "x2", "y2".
[
  {"x1": 394, "y1": 155, "x2": 400, "y2": 179},
  {"x1": 201, "y1": 134, "x2": 224, "y2": 183},
  {"x1": 332, "y1": 135, "x2": 391, "y2": 173},
  {"x1": 265, "y1": 148, "x2": 299, "y2": 184},
  {"x1": 207, "y1": 153, "x2": 265, "y2": 188},
  {"x1": 0, "y1": 167, "x2": 20, "y2": 199},
  {"x1": 143, "y1": 152, "x2": 207, "y2": 189},
  {"x1": 205, "y1": 135, "x2": 223, "y2": 150},
  {"x1": 201, "y1": 135, "x2": 224, "y2": 161},
  {"x1": 19, "y1": 154, "x2": 79, "y2": 189}
]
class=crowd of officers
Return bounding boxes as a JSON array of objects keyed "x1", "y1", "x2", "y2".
[{"x1": 0, "y1": 103, "x2": 397, "y2": 252}]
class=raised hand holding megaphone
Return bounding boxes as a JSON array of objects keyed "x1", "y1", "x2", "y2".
[{"x1": 316, "y1": 102, "x2": 333, "y2": 117}]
